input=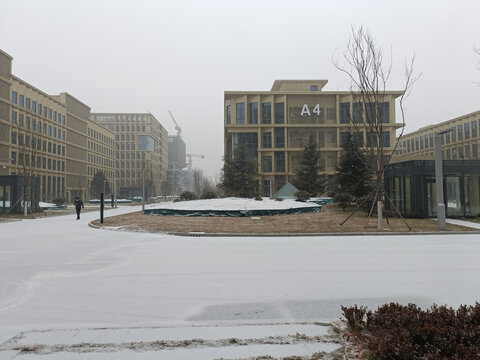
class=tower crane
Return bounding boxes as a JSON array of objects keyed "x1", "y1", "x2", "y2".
[
  {"x1": 168, "y1": 110, "x2": 182, "y2": 137},
  {"x1": 186, "y1": 153, "x2": 205, "y2": 170}
]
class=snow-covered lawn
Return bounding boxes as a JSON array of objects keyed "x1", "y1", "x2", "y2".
[
  {"x1": 146, "y1": 197, "x2": 320, "y2": 210},
  {"x1": 1, "y1": 205, "x2": 479, "y2": 359}
]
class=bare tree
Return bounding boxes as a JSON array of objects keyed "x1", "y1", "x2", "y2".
[
  {"x1": 14, "y1": 120, "x2": 44, "y2": 215},
  {"x1": 192, "y1": 168, "x2": 216, "y2": 198},
  {"x1": 334, "y1": 25, "x2": 419, "y2": 229}
]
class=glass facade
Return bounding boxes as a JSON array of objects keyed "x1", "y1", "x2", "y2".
[{"x1": 385, "y1": 160, "x2": 480, "y2": 218}]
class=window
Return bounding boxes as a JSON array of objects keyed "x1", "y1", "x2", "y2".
[
  {"x1": 62, "y1": 115, "x2": 65, "y2": 125},
  {"x1": 340, "y1": 102, "x2": 350, "y2": 123},
  {"x1": 310, "y1": 85, "x2": 318, "y2": 91},
  {"x1": 248, "y1": 103, "x2": 258, "y2": 124},
  {"x1": 48, "y1": 159, "x2": 51, "y2": 169},
  {"x1": 236, "y1": 102, "x2": 245, "y2": 124},
  {"x1": 274, "y1": 103, "x2": 284, "y2": 124},
  {"x1": 19, "y1": 95, "x2": 24, "y2": 107},
  {"x1": 262, "y1": 156, "x2": 272, "y2": 172},
  {"x1": 275, "y1": 128, "x2": 285, "y2": 148},
  {"x1": 11, "y1": 151, "x2": 16, "y2": 164},
  {"x1": 464, "y1": 122, "x2": 470, "y2": 139},
  {"x1": 420, "y1": 136, "x2": 424, "y2": 150},
  {"x1": 353, "y1": 102, "x2": 363, "y2": 123},
  {"x1": 424, "y1": 135, "x2": 428, "y2": 148},
  {"x1": 262, "y1": 132, "x2": 272, "y2": 148},
  {"x1": 12, "y1": 111, "x2": 17, "y2": 124},
  {"x1": 26, "y1": 98, "x2": 31, "y2": 110},
  {"x1": 451, "y1": 127, "x2": 456, "y2": 142},
  {"x1": 32, "y1": 118, "x2": 36, "y2": 131},
  {"x1": 446, "y1": 132, "x2": 451, "y2": 144},
  {"x1": 32, "y1": 100, "x2": 36, "y2": 111},
  {"x1": 380, "y1": 102, "x2": 389, "y2": 123},
  {"x1": 48, "y1": 109, "x2": 52, "y2": 120},
  {"x1": 48, "y1": 142, "x2": 51, "y2": 153},
  {"x1": 53, "y1": 143, "x2": 57, "y2": 154},
  {"x1": 383, "y1": 132, "x2": 390, "y2": 147},
  {"x1": 26, "y1": 116, "x2": 30, "y2": 129},
  {"x1": 37, "y1": 103, "x2": 42, "y2": 115},
  {"x1": 48, "y1": 125, "x2": 52, "y2": 136},
  {"x1": 457, "y1": 125, "x2": 463, "y2": 141},
  {"x1": 11, "y1": 131, "x2": 16, "y2": 144},
  {"x1": 262, "y1": 102, "x2": 271, "y2": 124},
  {"x1": 53, "y1": 111, "x2": 57, "y2": 122},
  {"x1": 43, "y1": 106, "x2": 47, "y2": 117},
  {"x1": 12, "y1": 91, "x2": 17, "y2": 104},
  {"x1": 429, "y1": 133, "x2": 434, "y2": 148},
  {"x1": 472, "y1": 120, "x2": 478, "y2": 137},
  {"x1": 276, "y1": 152, "x2": 285, "y2": 172}
]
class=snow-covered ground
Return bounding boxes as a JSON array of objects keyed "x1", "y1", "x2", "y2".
[
  {"x1": 146, "y1": 197, "x2": 320, "y2": 210},
  {"x1": 1, "y1": 204, "x2": 479, "y2": 359}
]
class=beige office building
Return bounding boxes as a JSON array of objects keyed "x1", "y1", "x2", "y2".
[
  {"x1": 91, "y1": 113, "x2": 168, "y2": 198},
  {"x1": 225, "y1": 80, "x2": 404, "y2": 196},
  {"x1": 87, "y1": 119, "x2": 116, "y2": 197},
  {"x1": 394, "y1": 110, "x2": 480, "y2": 161},
  {"x1": 1, "y1": 51, "x2": 69, "y2": 202}
]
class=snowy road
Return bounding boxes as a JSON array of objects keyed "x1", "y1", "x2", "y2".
[{"x1": 1, "y1": 206, "x2": 479, "y2": 358}]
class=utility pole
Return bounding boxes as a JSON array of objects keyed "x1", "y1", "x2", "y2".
[{"x1": 435, "y1": 130, "x2": 452, "y2": 230}]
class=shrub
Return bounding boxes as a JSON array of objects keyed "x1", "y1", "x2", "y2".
[
  {"x1": 275, "y1": 197, "x2": 284, "y2": 201},
  {"x1": 295, "y1": 190, "x2": 311, "y2": 202},
  {"x1": 333, "y1": 192, "x2": 352, "y2": 211},
  {"x1": 179, "y1": 191, "x2": 197, "y2": 201},
  {"x1": 201, "y1": 190, "x2": 218, "y2": 199},
  {"x1": 342, "y1": 302, "x2": 480, "y2": 359},
  {"x1": 173, "y1": 198, "x2": 181, "y2": 203},
  {"x1": 52, "y1": 198, "x2": 66, "y2": 206},
  {"x1": 255, "y1": 196, "x2": 263, "y2": 201}
]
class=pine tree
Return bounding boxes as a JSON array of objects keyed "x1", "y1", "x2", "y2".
[
  {"x1": 90, "y1": 171, "x2": 111, "y2": 199},
  {"x1": 293, "y1": 136, "x2": 326, "y2": 196},
  {"x1": 336, "y1": 131, "x2": 372, "y2": 198},
  {"x1": 221, "y1": 146, "x2": 258, "y2": 198}
]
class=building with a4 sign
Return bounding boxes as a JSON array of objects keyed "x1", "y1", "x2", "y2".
[{"x1": 224, "y1": 80, "x2": 404, "y2": 196}]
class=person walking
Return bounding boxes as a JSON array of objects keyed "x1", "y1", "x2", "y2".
[{"x1": 74, "y1": 197, "x2": 84, "y2": 220}]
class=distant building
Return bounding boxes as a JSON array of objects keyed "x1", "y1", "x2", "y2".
[
  {"x1": 167, "y1": 135, "x2": 186, "y2": 195},
  {"x1": 387, "y1": 110, "x2": 480, "y2": 218},
  {"x1": 91, "y1": 113, "x2": 168, "y2": 199},
  {"x1": 224, "y1": 80, "x2": 404, "y2": 196},
  {"x1": 394, "y1": 110, "x2": 480, "y2": 161}
]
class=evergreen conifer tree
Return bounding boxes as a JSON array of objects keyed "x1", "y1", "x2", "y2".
[
  {"x1": 336, "y1": 131, "x2": 372, "y2": 198},
  {"x1": 221, "y1": 146, "x2": 258, "y2": 197},
  {"x1": 293, "y1": 136, "x2": 326, "y2": 196}
]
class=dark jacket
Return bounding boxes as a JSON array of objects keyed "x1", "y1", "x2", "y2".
[{"x1": 74, "y1": 199, "x2": 84, "y2": 210}]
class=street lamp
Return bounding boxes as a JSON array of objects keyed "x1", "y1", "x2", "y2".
[
  {"x1": 142, "y1": 170, "x2": 145, "y2": 211},
  {"x1": 435, "y1": 128, "x2": 453, "y2": 230}
]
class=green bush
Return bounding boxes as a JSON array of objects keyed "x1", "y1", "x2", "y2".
[
  {"x1": 342, "y1": 302, "x2": 480, "y2": 359},
  {"x1": 295, "y1": 190, "x2": 311, "y2": 202},
  {"x1": 179, "y1": 191, "x2": 197, "y2": 201}
]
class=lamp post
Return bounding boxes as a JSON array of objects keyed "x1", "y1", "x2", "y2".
[
  {"x1": 435, "y1": 129, "x2": 453, "y2": 230},
  {"x1": 142, "y1": 170, "x2": 145, "y2": 211}
]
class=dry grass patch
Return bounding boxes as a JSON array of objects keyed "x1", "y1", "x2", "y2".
[{"x1": 92, "y1": 204, "x2": 472, "y2": 234}]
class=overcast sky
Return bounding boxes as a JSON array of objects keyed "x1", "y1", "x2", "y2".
[{"x1": 1, "y1": 0, "x2": 478, "y2": 177}]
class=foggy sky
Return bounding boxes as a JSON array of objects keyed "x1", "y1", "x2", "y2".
[{"x1": 1, "y1": 0, "x2": 478, "y2": 177}]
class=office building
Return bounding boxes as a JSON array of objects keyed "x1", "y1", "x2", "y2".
[
  {"x1": 224, "y1": 80, "x2": 403, "y2": 196},
  {"x1": 91, "y1": 113, "x2": 168, "y2": 199}
]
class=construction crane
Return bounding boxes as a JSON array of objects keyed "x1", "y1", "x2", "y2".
[
  {"x1": 168, "y1": 110, "x2": 182, "y2": 137},
  {"x1": 186, "y1": 153, "x2": 205, "y2": 170}
]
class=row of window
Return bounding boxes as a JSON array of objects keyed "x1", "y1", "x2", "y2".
[
  {"x1": 444, "y1": 144, "x2": 479, "y2": 160},
  {"x1": 116, "y1": 171, "x2": 149, "y2": 180},
  {"x1": 40, "y1": 175, "x2": 65, "y2": 199},
  {"x1": 12, "y1": 111, "x2": 65, "y2": 141},
  {"x1": 87, "y1": 153, "x2": 115, "y2": 168},
  {"x1": 227, "y1": 101, "x2": 390, "y2": 125},
  {"x1": 227, "y1": 102, "x2": 285, "y2": 125},
  {"x1": 340, "y1": 102, "x2": 390, "y2": 124},
  {"x1": 117, "y1": 152, "x2": 147, "y2": 160},
  {"x1": 10, "y1": 151, "x2": 65, "y2": 171},
  {"x1": 260, "y1": 152, "x2": 338, "y2": 173},
  {"x1": 88, "y1": 128, "x2": 114, "y2": 146},
  {"x1": 12, "y1": 91, "x2": 65, "y2": 125},
  {"x1": 87, "y1": 140, "x2": 115, "y2": 157},
  {"x1": 11, "y1": 132, "x2": 65, "y2": 156},
  {"x1": 93, "y1": 114, "x2": 151, "y2": 122},
  {"x1": 401, "y1": 119, "x2": 479, "y2": 153}
]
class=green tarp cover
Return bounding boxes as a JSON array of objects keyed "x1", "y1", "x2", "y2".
[{"x1": 144, "y1": 205, "x2": 322, "y2": 217}]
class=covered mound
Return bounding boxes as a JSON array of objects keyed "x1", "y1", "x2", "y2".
[{"x1": 144, "y1": 197, "x2": 322, "y2": 217}]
